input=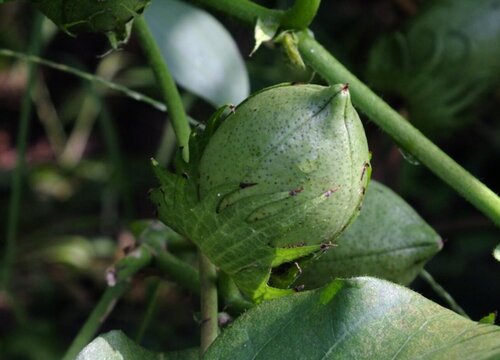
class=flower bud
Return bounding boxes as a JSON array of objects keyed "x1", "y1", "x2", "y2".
[{"x1": 151, "y1": 83, "x2": 370, "y2": 302}]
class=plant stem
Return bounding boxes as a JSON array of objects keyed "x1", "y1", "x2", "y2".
[
  {"x1": 135, "y1": 278, "x2": 162, "y2": 343},
  {"x1": 1, "y1": 14, "x2": 44, "y2": 290},
  {"x1": 62, "y1": 246, "x2": 153, "y2": 360},
  {"x1": 63, "y1": 283, "x2": 129, "y2": 360},
  {"x1": 156, "y1": 93, "x2": 197, "y2": 166},
  {"x1": 281, "y1": 0, "x2": 322, "y2": 29},
  {"x1": 199, "y1": 252, "x2": 219, "y2": 355},
  {"x1": 218, "y1": 272, "x2": 252, "y2": 315},
  {"x1": 297, "y1": 32, "x2": 500, "y2": 226},
  {"x1": 134, "y1": 16, "x2": 191, "y2": 162},
  {"x1": 154, "y1": 249, "x2": 201, "y2": 294},
  {"x1": 191, "y1": 0, "x2": 283, "y2": 24},
  {"x1": 419, "y1": 269, "x2": 469, "y2": 318},
  {"x1": 0, "y1": 48, "x2": 168, "y2": 112}
]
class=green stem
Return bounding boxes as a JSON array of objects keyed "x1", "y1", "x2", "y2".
[
  {"x1": 419, "y1": 269, "x2": 469, "y2": 318},
  {"x1": 190, "y1": 0, "x2": 283, "y2": 24},
  {"x1": 154, "y1": 249, "x2": 201, "y2": 294},
  {"x1": 1, "y1": 14, "x2": 44, "y2": 290},
  {"x1": 63, "y1": 283, "x2": 129, "y2": 360},
  {"x1": 135, "y1": 279, "x2": 162, "y2": 343},
  {"x1": 218, "y1": 272, "x2": 252, "y2": 315},
  {"x1": 0, "y1": 48, "x2": 167, "y2": 112},
  {"x1": 281, "y1": 0, "x2": 322, "y2": 29},
  {"x1": 134, "y1": 16, "x2": 191, "y2": 162},
  {"x1": 297, "y1": 32, "x2": 500, "y2": 226},
  {"x1": 199, "y1": 252, "x2": 219, "y2": 355},
  {"x1": 62, "y1": 246, "x2": 153, "y2": 360},
  {"x1": 156, "y1": 93, "x2": 197, "y2": 166}
]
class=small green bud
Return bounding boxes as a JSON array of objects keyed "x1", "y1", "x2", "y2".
[{"x1": 151, "y1": 83, "x2": 370, "y2": 302}]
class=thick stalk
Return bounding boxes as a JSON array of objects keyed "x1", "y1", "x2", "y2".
[
  {"x1": 281, "y1": 0, "x2": 322, "y2": 29},
  {"x1": 154, "y1": 249, "x2": 201, "y2": 294},
  {"x1": 134, "y1": 16, "x2": 191, "y2": 162},
  {"x1": 191, "y1": 0, "x2": 283, "y2": 24},
  {"x1": 1, "y1": 14, "x2": 44, "y2": 290},
  {"x1": 199, "y1": 252, "x2": 218, "y2": 355},
  {"x1": 62, "y1": 246, "x2": 153, "y2": 360},
  {"x1": 297, "y1": 32, "x2": 500, "y2": 226}
]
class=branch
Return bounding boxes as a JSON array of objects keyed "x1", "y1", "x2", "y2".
[
  {"x1": 199, "y1": 252, "x2": 219, "y2": 355},
  {"x1": 296, "y1": 32, "x2": 500, "y2": 226},
  {"x1": 153, "y1": 247, "x2": 201, "y2": 294},
  {"x1": 189, "y1": 0, "x2": 283, "y2": 24},
  {"x1": 134, "y1": 16, "x2": 191, "y2": 162},
  {"x1": 281, "y1": 0, "x2": 322, "y2": 30}
]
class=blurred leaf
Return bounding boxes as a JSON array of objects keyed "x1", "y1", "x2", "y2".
[
  {"x1": 206, "y1": 277, "x2": 500, "y2": 359},
  {"x1": 29, "y1": 166, "x2": 75, "y2": 200},
  {"x1": 33, "y1": 0, "x2": 150, "y2": 48},
  {"x1": 38, "y1": 236, "x2": 115, "y2": 271},
  {"x1": 145, "y1": 0, "x2": 250, "y2": 107},
  {"x1": 494, "y1": 243, "x2": 500, "y2": 262},
  {"x1": 76, "y1": 330, "x2": 197, "y2": 360},
  {"x1": 298, "y1": 181, "x2": 442, "y2": 287},
  {"x1": 367, "y1": 0, "x2": 500, "y2": 135}
]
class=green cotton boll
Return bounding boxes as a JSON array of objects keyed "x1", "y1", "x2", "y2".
[
  {"x1": 150, "y1": 83, "x2": 370, "y2": 303},
  {"x1": 367, "y1": 0, "x2": 500, "y2": 135},
  {"x1": 298, "y1": 181, "x2": 443, "y2": 289},
  {"x1": 32, "y1": 0, "x2": 150, "y2": 47}
]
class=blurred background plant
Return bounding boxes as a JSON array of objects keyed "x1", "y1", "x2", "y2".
[{"x1": 0, "y1": 0, "x2": 498, "y2": 359}]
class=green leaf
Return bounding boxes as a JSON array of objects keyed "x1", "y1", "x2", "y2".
[
  {"x1": 32, "y1": 0, "x2": 150, "y2": 48},
  {"x1": 367, "y1": 0, "x2": 500, "y2": 135},
  {"x1": 298, "y1": 181, "x2": 442, "y2": 287},
  {"x1": 205, "y1": 277, "x2": 500, "y2": 359},
  {"x1": 145, "y1": 0, "x2": 250, "y2": 107},
  {"x1": 76, "y1": 330, "x2": 197, "y2": 360},
  {"x1": 479, "y1": 313, "x2": 497, "y2": 325}
]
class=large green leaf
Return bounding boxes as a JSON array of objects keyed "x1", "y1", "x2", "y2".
[
  {"x1": 145, "y1": 0, "x2": 249, "y2": 107},
  {"x1": 205, "y1": 277, "x2": 500, "y2": 359},
  {"x1": 76, "y1": 330, "x2": 197, "y2": 360},
  {"x1": 298, "y1": 181, "x2": 442, "y2": 287}
]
